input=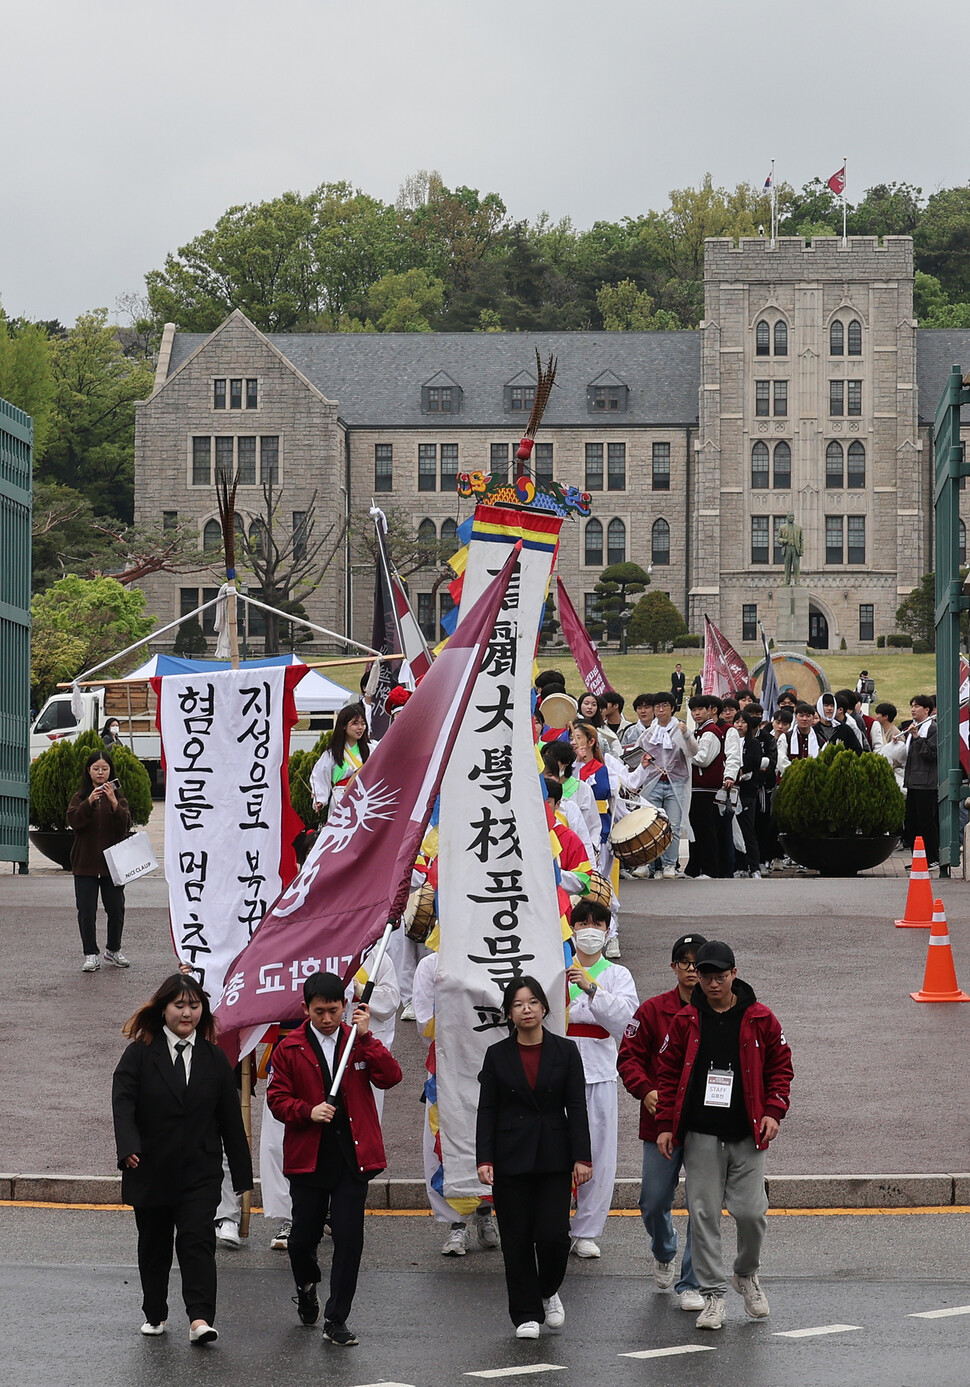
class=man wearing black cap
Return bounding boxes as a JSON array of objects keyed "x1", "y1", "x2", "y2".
[
  {"x1": 617, "y1": 934, "x2": 706, "y2": 1311},
  {"x1": 655, "y1": 941, "x2": 792, "y2": 1331}
]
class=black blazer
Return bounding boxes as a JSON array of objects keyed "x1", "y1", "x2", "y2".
[
  {"x1": 112, "y1": 1033, "x2": 253, "y2": 1207},
  {"x1": 476, "y1": 1029, "x2": 592, "y2": 1177}
]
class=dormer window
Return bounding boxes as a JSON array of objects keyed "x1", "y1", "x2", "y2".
[
  {"x1": 421, "y1": 371, "x2": 462, "y2": 416},
  {"x1": 427, "y1": 387, "x2": 453, "y2": 412},
  {"x1": 587, "y1": 371, "x2": 629, "y2": 414},
  {"x1": 504, "y1": 369, "x2": 536, "y2": 413}
]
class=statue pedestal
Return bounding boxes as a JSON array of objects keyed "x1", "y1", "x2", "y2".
[{"x1": 776, "y1": 586, "x2": 809, "y2": 649}]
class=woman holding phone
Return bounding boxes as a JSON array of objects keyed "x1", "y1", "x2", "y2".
[{"x1": 67, "y1": 750, "x2": 132, "y2": 972}]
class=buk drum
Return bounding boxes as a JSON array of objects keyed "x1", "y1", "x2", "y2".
[
  {"x1": 610, "y1": 804, "x2": 673, "y2": 868},
  {"x1": 403, "y1": 881, "x2": 436, "y2": 943},
  {"x1": 579, "y1": 869, "x2": 614, "y2": 911}
]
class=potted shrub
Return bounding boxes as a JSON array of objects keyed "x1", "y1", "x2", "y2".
[
  {"x1": 29, "y1": 730, "x2": 153, "y2": 869},
  {"x1": 774, "y1": 742, "x2": 904, "y2": 876}
]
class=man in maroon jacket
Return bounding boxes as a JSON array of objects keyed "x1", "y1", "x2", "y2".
[
  {"x1": 656, "y1": 941, "x2": 792, "y2": 1332},
  {"x1": 617, "y1": 934, "x2": 705, "y2": 1311},
  {"x1": 268, "y1": 971, "x2": 402, "y2": 1346}
]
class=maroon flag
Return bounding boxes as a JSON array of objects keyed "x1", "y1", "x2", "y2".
[
  {"x1": 556, "y1": 576, "x2": 614, "y2": 696},
  {"x1": 213, "y1": 544, "x2": 521, "y2": 1061},
  {"x1": 702, "y1": 614, "x2": 749, "y2": 697},
  {"x1": 827, "y1": 166, "x2": 846, "y2": 196}
]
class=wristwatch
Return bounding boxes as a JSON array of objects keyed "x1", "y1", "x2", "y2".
[{"x1": 586, "y1": 982, "x2": 598, "y2": 998}]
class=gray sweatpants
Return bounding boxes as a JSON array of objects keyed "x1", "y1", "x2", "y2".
[{"x1": 682, "y1": 1132, "x2": 768, "y2": 1296}]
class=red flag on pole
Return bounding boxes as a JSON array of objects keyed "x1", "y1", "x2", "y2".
[
  {"x1": 556, "y1": 576, "x2": 614, "y2": 696},
  {"x1": 827, "y1": 166, "x2": 846, "y2": 196},
  {"x1": 702, "y1": 614, "x2": 750, "y2": 697},
  {"x1": 213, "y1": 544, "x2": 522, "y2": 1061},
  {"x1": 960, "y1": 656, "x2": 969, "y2": 777}
]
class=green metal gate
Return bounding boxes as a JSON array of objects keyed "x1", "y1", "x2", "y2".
[{"x1": 0, "y1": 398, "x2": 32, "y2": 869}]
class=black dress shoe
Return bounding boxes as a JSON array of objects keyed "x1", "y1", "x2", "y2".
[
  {"x1": 322, "y1": 1319, "x2": 358, "y2": 1346},
  {"x1": 293, "y1": 1283, "x2": 320, "y2": 1325}
]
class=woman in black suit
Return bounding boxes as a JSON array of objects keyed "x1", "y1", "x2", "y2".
[
  {"x1": 476, "y1": 976, "x2": 592, "y2": 1339},
  {"x1": 112, "y1": 973, "x2": 253, "y2": 1343}
]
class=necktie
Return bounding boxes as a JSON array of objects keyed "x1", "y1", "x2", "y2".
[{"x1": 174, "y1": 1040, "x2": 188, "y2": 1092}]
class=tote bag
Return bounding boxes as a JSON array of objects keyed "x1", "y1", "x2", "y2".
[{"x1": 103, "y1": 831, "x2": 158, "y2": 886}]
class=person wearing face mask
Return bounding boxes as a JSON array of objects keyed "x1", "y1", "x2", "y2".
[
  {"x1": 563, "y1": 899, "x2": 639, "y2": 1259},
  {"x1": 102, "y1": 718, "x2": 124, "y2": 748}
]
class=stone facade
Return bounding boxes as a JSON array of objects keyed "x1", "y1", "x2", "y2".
[{"x1": 132, "y1": 240, "x2": 970, "y2": 659}]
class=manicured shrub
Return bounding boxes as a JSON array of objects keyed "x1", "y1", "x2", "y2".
[
  {"x1": 288, "y1": 730, "x2": 333, "y2": 830},
  {"x1": 774, "y1": 742, "x2": 904, "y2": 838},
  {"x1": 887, "y1": 633, "x2": 912, "y2": 648}
]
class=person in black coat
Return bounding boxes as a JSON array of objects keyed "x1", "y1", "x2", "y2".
[
  {"x1": 112, "y1": 973, "x2": 253, "y2": 1344},
  {"x1": 476, "y1": 975, "x2": 592, "y2": 1339}
]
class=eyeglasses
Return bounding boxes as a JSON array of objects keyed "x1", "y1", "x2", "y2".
[
  {"x1": 699, "y1": 970, "x2": 734, "y2": 985},
  {"x1": 510, "y1": 1000, "x2": 539, "y2": 1011},
  {"x1": 674, "y1": 959, "x2": 698, "y2": 970}
]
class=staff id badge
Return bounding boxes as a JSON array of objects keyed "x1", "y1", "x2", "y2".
[{"x1": 704, "y1": 1067, "x2": 734, "y2": 1108}]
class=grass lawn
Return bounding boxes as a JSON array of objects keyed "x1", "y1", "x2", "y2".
[{"x1": 312, "y1": 651, "x2": 937, "y2": 718}]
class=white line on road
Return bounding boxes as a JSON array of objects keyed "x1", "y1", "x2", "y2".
[
  {"x1": 773, "y1": 1324, "x2": 862, "y2": 1339},
  {"x1": 465, "y1": 1367, "x2": 565, "y2": 1379},
  {"x1": 353, "y1": 1382, "x2": 417, "y2": 1386},
  {"x1": 908, "y1": 1305, "x2": 970, "y2": 1319},
  {"x1": 620, "y1": 1345, "x2": 717, "y2": 1359}
]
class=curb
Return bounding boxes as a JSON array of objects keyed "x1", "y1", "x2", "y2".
[{"x1": 3, "y1": 1173, "x2": 970, "y2": 1210}]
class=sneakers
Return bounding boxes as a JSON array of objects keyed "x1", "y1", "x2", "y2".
[
  {"x1": 214, "y1": 1219, "x2": 242, "y2": 1247},
  {"x1": 542, "y1": 1293, "x2": 565, "y2": 1328},
  {"x1": 652, "y1": 1259, "x2": 676, "y2": 1290},
  {"x1": 441, "y1": 1223, "x2": 467, "y2": 1256},
  {"x1": 732, "y1": 1271, "x2": 770, "y2": 1318},
  {"x1": 322, "y1": 1319, "x2": 358, "y2": 1346},
  {"x1": 140, "y1": 1321, "x2": 166, "y2": 1335},
  {"x1": 401, "y1": 1002, "x2": 416, "y2": 1021},
  {"x1": 750, "y1": 871, "x2": 762, "y2": 880},
  {"x1": 515, "y1": 1321, "x2": 540, "y2": 1339},
  {"x1": 604, "y1": 937, "x2": 621, "y2": 959},
  {"x1": 475, "y1": 1206, "x2": 500, "y2": 1249},
  {"x1": 270, "y1": 1219, "x2": 291, "y2": 1250},
  {"x1": 81, "y1": 954, "x2": 100, "y2": 972},
  {"x1": 696, "y1": 874, "x2": 712, "y2": 880},
  {"x1": 293, "y1": 1283, "x2": 320, "y2": 1325},
  {"x1": 696, "y1": 1293, "x2": 726, "y2": 1330},
  {"x1": 680, "y1": 1289, "x2": 705, "y2": 1311},
  {"x1": 631, "y1": 864, "x2": 651, "y2": 879},
  {"x1": 189, "y1": 1323, "x2": 218, "y2": 1344},
  {"x1": 103, "y1": 949, "x2": 131, "y2": 968},
  {"x1": 662, "y1": 865, "x2": 678, "y2": 879},
  {"x1": 570, "y1": 1237, "x2": 600, "y2": 1258}
]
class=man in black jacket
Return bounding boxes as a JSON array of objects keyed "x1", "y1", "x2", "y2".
[{"x1": 902, "y1": 695, "x2": 939, "y2": 867}]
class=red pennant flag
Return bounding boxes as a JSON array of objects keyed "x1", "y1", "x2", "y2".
[
  {"x1": 827, "y1": 166, "x2": 846, "y2": 196},
  {"x1": 214, "y1": 544, "x2": 522, "y2": 1061},
  {"x1": 556, "y1": 577, "x2": 615, "y2": 696},
  {"x1": 702, "y1": 614, "x2": 749, "y2": 697}
]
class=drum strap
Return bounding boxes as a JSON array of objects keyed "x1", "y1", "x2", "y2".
[{"x1": 567, "y1": 1023, "x2": 611, "y2": 1039}]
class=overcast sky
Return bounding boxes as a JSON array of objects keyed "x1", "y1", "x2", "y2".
[{"x1": 4, "y1": 0, "x2": 968, "y2": 325}]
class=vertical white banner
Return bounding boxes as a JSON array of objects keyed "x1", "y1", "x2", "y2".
[
  {"x1": 159, "y1": 666, "x2": 289, "y2": 998},
  {"x1": 436, "y1": 505, "x2": 565, "y2": 1203}
]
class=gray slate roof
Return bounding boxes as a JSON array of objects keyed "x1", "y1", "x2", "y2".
[
  {"x1": 915, "y1": 330, "x2": 970, "y2": 423},
  {"x1": 167, "y1": 328, "x2": 702, "y2": 428}
]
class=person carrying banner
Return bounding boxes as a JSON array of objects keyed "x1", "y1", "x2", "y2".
[
  {"x1": 617, "y1": 933, "x2": 706, "y2": 1310},
  {"x1": 476, "y1": 976, "x2": 592, "y2": 1338},
  {"x1": 565, "y1": 900, "x2": 638, "y2": 1258},
  {"x1": 310, "y1": 704, "x2": 374, "y2": 813},
  {"x1": 267, "y1": 970, "x2": 402, "y2": 1347}
]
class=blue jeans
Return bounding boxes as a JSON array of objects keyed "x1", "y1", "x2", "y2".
[
  {"x1": 643, "y1": 778, "x2": 684, "y2": 871},
  {"x1": 638, "y1": 1141, "x2": 697, "y2": 1293}
]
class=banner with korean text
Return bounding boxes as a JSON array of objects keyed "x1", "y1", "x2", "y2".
[
  {"x1": 556, "y1": 575, "x2": 614, "y2": 695},
  {"x1": 154, "y1": 664, "x2": 305, "y2": 998},
  {"x1": 435, "y1": 503, "x2": 567, "y2": 1206}
]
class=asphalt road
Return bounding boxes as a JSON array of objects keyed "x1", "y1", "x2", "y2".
[
  {"x1": 3, "y1": 866, "x2": 970, "y2": 1180},
  {"x1": 2, "y1": 1207, "x2": 970, "y2": 1387}
]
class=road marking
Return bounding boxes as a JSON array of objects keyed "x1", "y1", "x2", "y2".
[
  {"x1": 465, "y1": 1367, "x2": 565, "y2": 1379},
  {"x1": 909, "y1": 1305, "x2": 970, "y2": 1319},
  {"x1": 353, "y1": 1382, "x2": 416, "y2": 1386},
  {"x1": 773, "y1": 1324, "x2": 862, "y2": 1339},
  {"x1": 620, "y1": 1345, "x2": 717, "y2": 1359}
]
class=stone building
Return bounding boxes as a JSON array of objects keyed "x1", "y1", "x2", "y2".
[{"x1": 133, "y1": 235, "x2": 970, "y2": 657}]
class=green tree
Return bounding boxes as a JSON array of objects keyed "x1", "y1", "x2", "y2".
[
  {"x1": 40, "y1": 310, "x2": 155, "y2": 521},
  {"x1": 848, "y1": 182, "x2": 923, "y2": 237},
  {"x1": 627, "y1": 590, "x2": 688, "y2": 651},
  {"x1": 173, "y1": 616, "x2": 208, "y2": 656},
  {"x1": 30, "y1": 575, "x2": 156, "y2": 700},
  {"x1": 895, "y1": 573, "x2": 935, "y2": 650},
  {"x1": 913, "y1": 272, "x2": 970, "y2": 328},
  {"x1": 596, "y1": 280, "x2": 680, "y2": 330},
  {"x1": 0, "y1": 312, "x2": 55, "y2": 455},
  {"x1": 591, "y1": 562, "x2": 651, "y2": 650},
  {"x1": 364, "y1": 268, "x2": 445, "y2": 332},
  {"x1": 914, "y1": 186, "x2": 970, "y2": 301}
]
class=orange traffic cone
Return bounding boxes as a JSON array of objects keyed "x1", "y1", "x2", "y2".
[
  {"x1": 895, "y1": 836, "x2": 934, "y2": 928},
  {"x1": 911, "y1": 900, "x2": 970, "y2": 1003}
]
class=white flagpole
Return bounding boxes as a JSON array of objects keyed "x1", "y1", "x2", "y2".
[
  {"x1": 842, "y1": 155, "x2": 847, "y2": 246},
  {"x1": 770, "y1": 158, "x2": 777, "y2": 247}
]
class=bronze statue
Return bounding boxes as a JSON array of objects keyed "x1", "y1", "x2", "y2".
[{"x1": 778, "y1": 512, "x2": 803, "y2": 586}]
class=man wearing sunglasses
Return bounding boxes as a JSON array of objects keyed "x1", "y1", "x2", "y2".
[
  {"x1": 617, "y1": 935, "x2": 707, "y2": 1310},
  {"x1": 655, "y1": 941, "x2": 793, "y2": 1332}
]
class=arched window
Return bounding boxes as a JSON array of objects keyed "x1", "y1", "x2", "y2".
[
  {"x1": 774, "y1": 320, "x2": 788, "y2": 356},
  {"x1": 607, "y1": 518, "x2": 626, "y2": 566},
  {"x1": 584, "y1": 518, "x2": 603, "y2": 567},
  {"x1": 847, "y1": 319, "x2": 863, "y2": 356},
  {"x1": 755, "y1": 320, "x2": 770, "y2": 356},
  {"x1": 961, "y1": 519, "x2": 967, "y2": 567},
  {"x1": 847, "y1": 441, "x2": 866, "y2": 489},
  {"x1": 651, "y1": 518, "x2": 670, "y2": 566},
  {"x1": 417, "y1": 517, "x2": 437, "y2": 546},
  {"x1": 773, "y1": 440, "x2": 791, "y2": 489},
  {"x1": 825, "y1": 441, "x2": 844, "y2": 489},
  {"x1": 830, "y1": 320, "x2": 844, "y2": 356},
  {"x1": 751, "y1": 441, "x2": 769, "y2": 489},
  {"x1": 248, "y1": 519, "x2": 265, "y2": 557},
  {"x1": 440, "y1": 517, "x2": 458, "y2": 548},
  {"x1": 203, "y1": 519, "x2": 222, "y2": 552}
]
